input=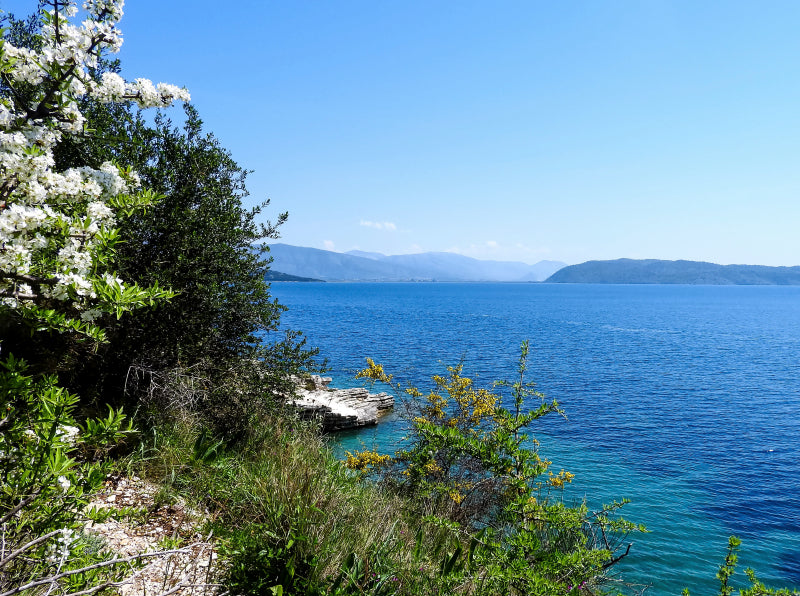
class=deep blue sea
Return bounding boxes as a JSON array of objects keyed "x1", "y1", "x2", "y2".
[{"x1": 268, "y1": 282, "x2": 800, "y2": 595}]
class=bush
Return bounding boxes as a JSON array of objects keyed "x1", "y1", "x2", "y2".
[
  {"x1": 348, "y1": 341, "x2": 643, "y2": 595},
  {"x1": 223, "y1": 521, "x2": 322, "y2": 596},
  {"x1": 0, "y1": 354, "x2": 134, "y2": 594},
  {"x1": 682, "y1": 537, "x2": 800, "y2": 596}
]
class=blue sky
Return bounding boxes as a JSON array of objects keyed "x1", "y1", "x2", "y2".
[{"x1": 4, "y1": 1, "x2": 800, "y2": 265}]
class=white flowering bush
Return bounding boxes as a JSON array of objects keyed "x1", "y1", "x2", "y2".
[
  {"x1": 0, "y1": 2, "x2": 207, "y2": 593},
  {"x1": 0, "y1": 353, "x2": 135, "y2": 592},
  {"x1": 0, "y1": 0, "x2": 189, "y2": 340}
]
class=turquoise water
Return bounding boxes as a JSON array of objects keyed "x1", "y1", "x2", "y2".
[{"x1": 267, "y1": 282, "x2": 800, "y2": 594}]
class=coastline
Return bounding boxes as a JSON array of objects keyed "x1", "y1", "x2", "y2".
[{"x1": 290, "y1": 375, "x2": 394, "y2": 431}]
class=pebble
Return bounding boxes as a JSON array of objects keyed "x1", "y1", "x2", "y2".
[{"x1": 84, "y1": 475, "x2": 221, "y2": 595}]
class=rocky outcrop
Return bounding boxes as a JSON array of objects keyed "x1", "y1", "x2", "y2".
[{"x1": 290, "y1": 375, "x2": 394, "y2": 431}]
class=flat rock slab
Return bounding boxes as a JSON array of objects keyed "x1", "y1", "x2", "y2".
[{"x1": 291, "y1": 376, "x2": 394, "y2": 431}]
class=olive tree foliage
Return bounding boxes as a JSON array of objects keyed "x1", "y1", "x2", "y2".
[
  {"x1": 90, "y1": 106, "x2": 318, "y2": 434},
  {"x1": 108, "y1": 107, "x2": 290, "y2": 369}
]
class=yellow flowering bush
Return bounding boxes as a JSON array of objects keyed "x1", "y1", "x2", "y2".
[
  {"x1": 548, "y1": 469, "x2": 576, "y2": 489},
  {"x1": 351, "y1": 341, "x2": 643, "y2": 594}
]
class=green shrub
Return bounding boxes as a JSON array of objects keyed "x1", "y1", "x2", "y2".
[{"x1": 0, "y1": 354, "x2": 135, "y2": 593}]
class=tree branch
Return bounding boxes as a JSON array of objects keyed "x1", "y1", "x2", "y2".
[
  {"x1": 0, "y1": 272, "x2": 57, "y2": 286},
  {"x1": 602, "y1": 542, "x2": 632, "y2": 570},
  {"x1": 0, "y1": 289, "x2": 38, "y2": 300}
]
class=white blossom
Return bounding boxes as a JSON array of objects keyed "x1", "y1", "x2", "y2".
[
  {"x1": 0, "y1": 0, "x2": 186, "y2": 320},
  {"x1": 80, "y1": 307, "x2": 104, "y2": 322},
  {"x1": 45, "y1": 528, "x2": 76, "y2": 564},
  {"x1": 57, "y1": 425, "x2": 80, "y2": 443},
  {"x1": 86, "y1": 201, "x2": 114, "y2": 223}
]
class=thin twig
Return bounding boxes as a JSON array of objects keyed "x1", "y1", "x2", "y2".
[
  {"x1": 0, "y1": 543, "x2": 204, "y2": 596},
  {"x1": 0, "y1": 529, "x2": 62, "y2": 569},
  {"x1": 602, "y1": 542, "x2": 632, "y2": 570},
  {"x1": 203, "y1": 535, "x2": 215, "y2": 594},
  {"x1": 0, "y1": 491, "x2": 40, "y2": 525}
]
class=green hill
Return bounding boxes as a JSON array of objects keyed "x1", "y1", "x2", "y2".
[{"x1": 546, "y1": 259, "x2": 800, "y2": 285}]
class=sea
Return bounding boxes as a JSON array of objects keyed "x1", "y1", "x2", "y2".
[{"x1": 267, "y1": 282, "x2": 800, "y2": 595}]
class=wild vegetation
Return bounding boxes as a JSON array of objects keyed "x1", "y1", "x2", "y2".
[
  {"x1": 345, "y1": 345, "x2": 642, "y2": 594},
  {"x1": 1, "y1": 3, "x2": 798, "y2": 595}
]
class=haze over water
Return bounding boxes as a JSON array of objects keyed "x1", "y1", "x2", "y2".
[{"x1": 269, "y1": 282, "x2": 800, "y2": 595}]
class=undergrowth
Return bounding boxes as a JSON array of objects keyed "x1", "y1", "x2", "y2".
[{"x1": 129, "y1": 412, "x2": 464, "y2": 596}]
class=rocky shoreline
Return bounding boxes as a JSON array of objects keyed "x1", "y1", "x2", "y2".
[{"x1": 291, "y1": 375, "x2": 394, "y2": 431}]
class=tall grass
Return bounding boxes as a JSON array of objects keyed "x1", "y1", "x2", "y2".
[{"x1": 129, "y1": 412, "x2": 464, "y2": 595}]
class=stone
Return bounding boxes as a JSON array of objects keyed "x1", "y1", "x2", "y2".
[{"x1": 289, "y1": 375, "x2": 394, "y2": 432}]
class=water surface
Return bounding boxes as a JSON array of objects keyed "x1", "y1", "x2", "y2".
[{"x1": 268, "y1": 283, "x2": 800, "y2": 594}]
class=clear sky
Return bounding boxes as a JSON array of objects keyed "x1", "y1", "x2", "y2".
[{"x1": 4, "y1": 1, "x2": 800, "y2": 266}]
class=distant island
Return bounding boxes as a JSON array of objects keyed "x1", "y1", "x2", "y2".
[
  {"x1": 264, "y1": 243, "x2": 566, "y2": 282},
  {"x1": 546, "y1": 259, "x2": 800, "y2": 285}
]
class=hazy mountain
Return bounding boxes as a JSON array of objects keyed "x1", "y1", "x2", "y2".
[
  {"x1": 345, "y1": 250, "x2": 386, "y2": 261},
  {"x1": 266, "y1": 244, "x2": 566, "y2": 282},
  {"x1": 546, "y1": 259, "x2": 800, "y2": 285},
  {"x1": 266, "y1": 245, "x2": 419, "y2": 281},
  {"x1": 377, "y1": 252, "x2": 564, "y2": 282}
]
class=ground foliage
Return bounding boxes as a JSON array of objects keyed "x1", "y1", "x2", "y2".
[{"x1": 0, "y1": 354, "x2": 148, "y2": 595}]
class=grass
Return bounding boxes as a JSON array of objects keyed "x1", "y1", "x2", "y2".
[{"x1": 125, "y1": 410, "x2": 464, "y2": 596}]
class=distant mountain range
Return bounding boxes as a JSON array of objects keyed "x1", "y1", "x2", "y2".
[
  {"x1": 546, "y1": 259, "x2": 800, "y2": 285},
  {"x1": 264, "y1": 244, "x2": 566, "y2": 282}
]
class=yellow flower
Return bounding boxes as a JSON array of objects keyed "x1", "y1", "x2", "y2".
[
  {"x1": 344, "y1": 449, "x2": 391, "y2": 473},
  {"x1": 449, "y1": 489, "x2": 464, "y2": 504},
  {"x1": 548, "y1": 469, "x2": 575, "y2": 489},
  {"x1": 423, "y1": 460, "x2": 442, "y2": 475},
  {"x1": 355, "y1": 358, "x2": 393, "y2": 384}
]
